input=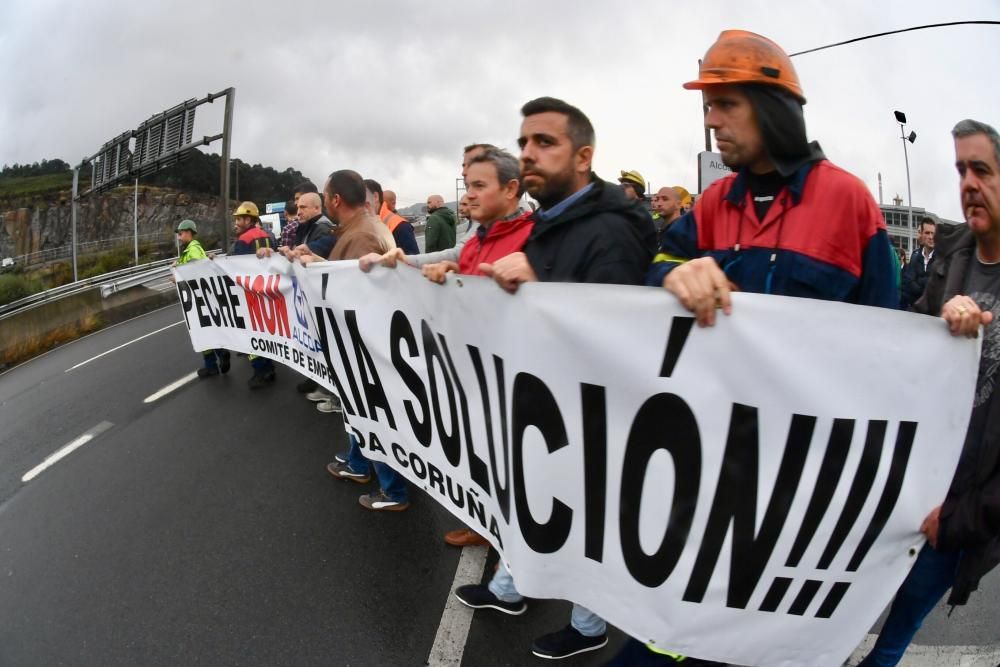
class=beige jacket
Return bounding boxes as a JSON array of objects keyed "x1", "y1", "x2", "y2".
[{"x1": 328, "y1": 208, "x2": 394, "y2": 261}]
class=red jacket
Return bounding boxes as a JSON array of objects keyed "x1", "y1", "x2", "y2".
[
  {"x1": 648, "y1": 160, "x2": 897, "y2": 308},
  {"x1": 458, "y1": 211, "x2": 534, "y2": 276}
]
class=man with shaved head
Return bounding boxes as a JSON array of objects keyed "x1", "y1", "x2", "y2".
[
  {"x1": 379, "y1": 188, "x2": 419, "y2": 255},
  {"x1": 384, "y1": 190, "x2": 398, "y2": 211},
  {"x1": 457, "y1": 194, "x2": 473, "y2": 233},
  {"x1": 651, "y1": 186, "x2": 682, "y2": 245},
  {"x1": 258, "y1": 191, "x2": 335, "y2": 261},
  {"x1": 424, "y1": 194, "x2": 457, "y2": 252}
]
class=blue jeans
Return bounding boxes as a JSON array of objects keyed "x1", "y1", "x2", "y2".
[
  {"x1": 345, "y1": 436, "x2": 409, "y2": 503},
  {"x1": 858, "y1": 544, "x2": 960, "y2": 666},
  {"x1": 488, "y1": 563, "x2": 607, "y2": 637}
]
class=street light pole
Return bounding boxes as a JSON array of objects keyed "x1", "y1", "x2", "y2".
[
  {"x1": 894, "y1": 110, "x2": 917, "y2": 256},
  {"x1": 133, "y1": 177, "x2": 139, "y2": 265}
]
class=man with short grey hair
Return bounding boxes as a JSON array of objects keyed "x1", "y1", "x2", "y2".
[
  {"x1": 859, "y1": 118, "x2": 1000, "y2": 666},
  {"x1": 358, "y1": 143, "x2": 496, "y2": 270}
]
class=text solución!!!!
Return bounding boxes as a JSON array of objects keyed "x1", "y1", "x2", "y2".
[
  {"x1": 313, "y1": 304, "x2": 919, "y2": 620},
  {"x1": 176, "y1": 273, "x2": 332, "y2": 378}
]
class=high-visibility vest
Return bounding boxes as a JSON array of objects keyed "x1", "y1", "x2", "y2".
[{"x1": 379, "y1": 202, "x2": 407, "y2": 233}]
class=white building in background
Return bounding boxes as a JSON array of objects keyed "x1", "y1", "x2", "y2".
[{"x1": 880, "y1": 200, "x2": 962, "y2": 254}]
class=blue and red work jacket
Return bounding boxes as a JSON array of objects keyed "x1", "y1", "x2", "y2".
[
  {"x1": 646, "y1": 160, "x2": 897, "y2": 309},
  {"x1": 232, "y1": 227, "x2": 276, "y2": 256}
]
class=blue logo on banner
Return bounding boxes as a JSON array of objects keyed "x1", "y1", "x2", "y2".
[{"x1": 292, "y1": 277, "x2": 309, "y2": 328}]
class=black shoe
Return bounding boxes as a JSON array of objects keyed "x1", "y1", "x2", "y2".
[
  {"x1": 247, "y1": 371, "x2": 276, "y2": 389},
  {"x1": 197, "y1": 366, "x2": 219, "y2": 378},
  {"x1": 296, "y1": 378, "x2": 318, "y2": 394},
  {"x1": 453, "y1": 584, "x2": 526, "y2": 616},
  {"x1": 326, "y1": 461, "x2": 371, "y2": 484},
  {"x1": 218, "y1": 350, "x2": 231, "y2": 374},
  {"x1": 531, "y1": 625, "x2": 607, "y2": 660}
]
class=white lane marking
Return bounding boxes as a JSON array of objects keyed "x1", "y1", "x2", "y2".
[
  {"x1": 846, "y1": 634, "x2": 1000, "y2": 666},
  {"x1": 427, "y1": 545, "x2": 489, "y2": 666},
  {"x1": 143, "y1": 372, "x2": 199, "y2": 404},
  {"x1": 21, "y1": 421, "x2": 114, "y2": 482},
  {"x1": 65, "y1": 321, "x2": 184, "y2": 372},
  {"x1": 0, "y1": 304, "x2": 179, "y2": 380}
]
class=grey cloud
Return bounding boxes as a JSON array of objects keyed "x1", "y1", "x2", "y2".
[{"x1": 1, "y1": 0, "x2": 998, "y2": 214}]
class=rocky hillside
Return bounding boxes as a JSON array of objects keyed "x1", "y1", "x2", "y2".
[
  {"x1": 0, "y1": 151, "x2": 309, "y2": 260},
  {"x1": 0, "y1": 187, "x2": 225, "y2": 259}
]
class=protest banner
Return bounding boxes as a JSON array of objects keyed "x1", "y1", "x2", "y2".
[
  {"x1": 174, "y1": 254, "x2": 330, "y2": 385},
  {"x1": 174, "y1": 255, "x2": 978, "y2": 666}
]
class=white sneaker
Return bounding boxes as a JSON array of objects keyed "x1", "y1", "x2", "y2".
[
  {"x1": 317, "y1": 397, "x2": 342, "y2": 413},
  {"x1": 306, "y1": 389, "x2": 332, "y2": 402}
]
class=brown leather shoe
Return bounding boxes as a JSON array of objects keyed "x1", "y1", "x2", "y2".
[{"x1": 444, "y1": 528, "x2": 489, "y2": 547}]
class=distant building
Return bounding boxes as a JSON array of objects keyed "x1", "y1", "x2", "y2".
[{"x1": 880, "y1": 203, "x2": 962, "y2": 252}]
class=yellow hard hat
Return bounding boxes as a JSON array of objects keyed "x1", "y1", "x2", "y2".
[
  {"x1": 233, "y1": 201, "x2": 260, "y2": 218},
  {"x1": 672, "y1": 186, "x2": 693, "y2": 208},
  {"x1": 618, "y1": 170, "x2": 646, "y2": 194}
]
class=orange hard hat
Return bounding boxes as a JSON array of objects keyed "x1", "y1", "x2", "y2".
[{"x1": 684, "y1": 30, "x2": 805, "y2": 103}]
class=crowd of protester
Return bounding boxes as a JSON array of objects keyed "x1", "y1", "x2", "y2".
[{"x1": 171, "y1": 29, "x2": 1000, "y2": 667}]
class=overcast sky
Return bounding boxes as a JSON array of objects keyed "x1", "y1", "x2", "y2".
[{"x1": 2, "y1": 0, "x2": 998, "y2": 221}]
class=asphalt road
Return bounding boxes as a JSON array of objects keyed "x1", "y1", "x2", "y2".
[{"x1": 0, "y1": 306, "x2": 997, "y2": 666}]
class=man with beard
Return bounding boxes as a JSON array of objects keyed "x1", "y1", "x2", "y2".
[
  {"x1": 618, "y1": 169, "x2": 646, "y2": 202},
  {"x1": 231, "y1": 201, "x2": 279, "y2": 388},
  {"x1": 858, "y1": 119, "x2": 1000, "y2": 666},
  {"x1": 468, "y1": 97, "x2": 655, "y2": 661}
]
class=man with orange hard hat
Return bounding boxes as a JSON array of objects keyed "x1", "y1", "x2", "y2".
[
  {"x1": 647, "y1": 30, "x2": 897, "y2": 325},
  {"x1": 615, "y1": 30, "x2": 897, "y2": 667}
]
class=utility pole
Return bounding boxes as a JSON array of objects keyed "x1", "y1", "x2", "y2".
[
  {"x1": 133, "y1": 178, "x2": 139, "y2": 265},
  {"x1": 219, "y1": 87, "x2": 235, "y2": 251},
  {"x1": 699, "y1": 59, "x2": 711, "y2": 152},
  {"x1": 71, "y1": 167, "x2": 80, "y2": 282},
  {"x1": 894, "y1": 110, "x2": 917, "y2": 255}
]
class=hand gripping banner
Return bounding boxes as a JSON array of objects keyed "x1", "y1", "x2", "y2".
[{"x1": 174, "y1": 255, "x2": 978, "y2": 666}]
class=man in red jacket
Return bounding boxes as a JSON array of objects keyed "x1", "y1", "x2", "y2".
[{"x1": 422, "y1": 148, "x2": 532, "y2": 282}]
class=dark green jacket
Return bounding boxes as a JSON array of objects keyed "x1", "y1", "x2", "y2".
[{"x1": 425, "y1": 206, "x2": 457, "y2": 252}]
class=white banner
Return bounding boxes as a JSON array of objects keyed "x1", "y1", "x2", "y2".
[
  {"x1": 175, "y1": 254, "x2": 330, "y2": 385},
  {"x1": 174, "y1": 256, "x2": 978, "y2": 667}
]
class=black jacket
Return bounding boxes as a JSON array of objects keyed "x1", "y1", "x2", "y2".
[
  {"x1": 901, "y1": 246, "x2": 935, "y2": 309},
  {"x1": 295, "y1": 214, "x2": 336, "y2": 258},
  {"x1": 525, "y1": 176, "x2": 656, "y2": 286},
  {"x1": 913, "y1": 222, "x2": 1000, "y2": 605}
]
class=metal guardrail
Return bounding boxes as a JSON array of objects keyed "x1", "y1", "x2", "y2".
[
  {"x1": 99, "y1": 265, "x2": 173, "y2": 299},
  {"x1": 0, "y1": 250, "x2": 227, "y2": 320},
  {"x1": 0, "y1": 258, "x2": 177, "y2": 320},
  {"x1": 5, "y1": 232, "x2": 174, "y2": 268}
]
